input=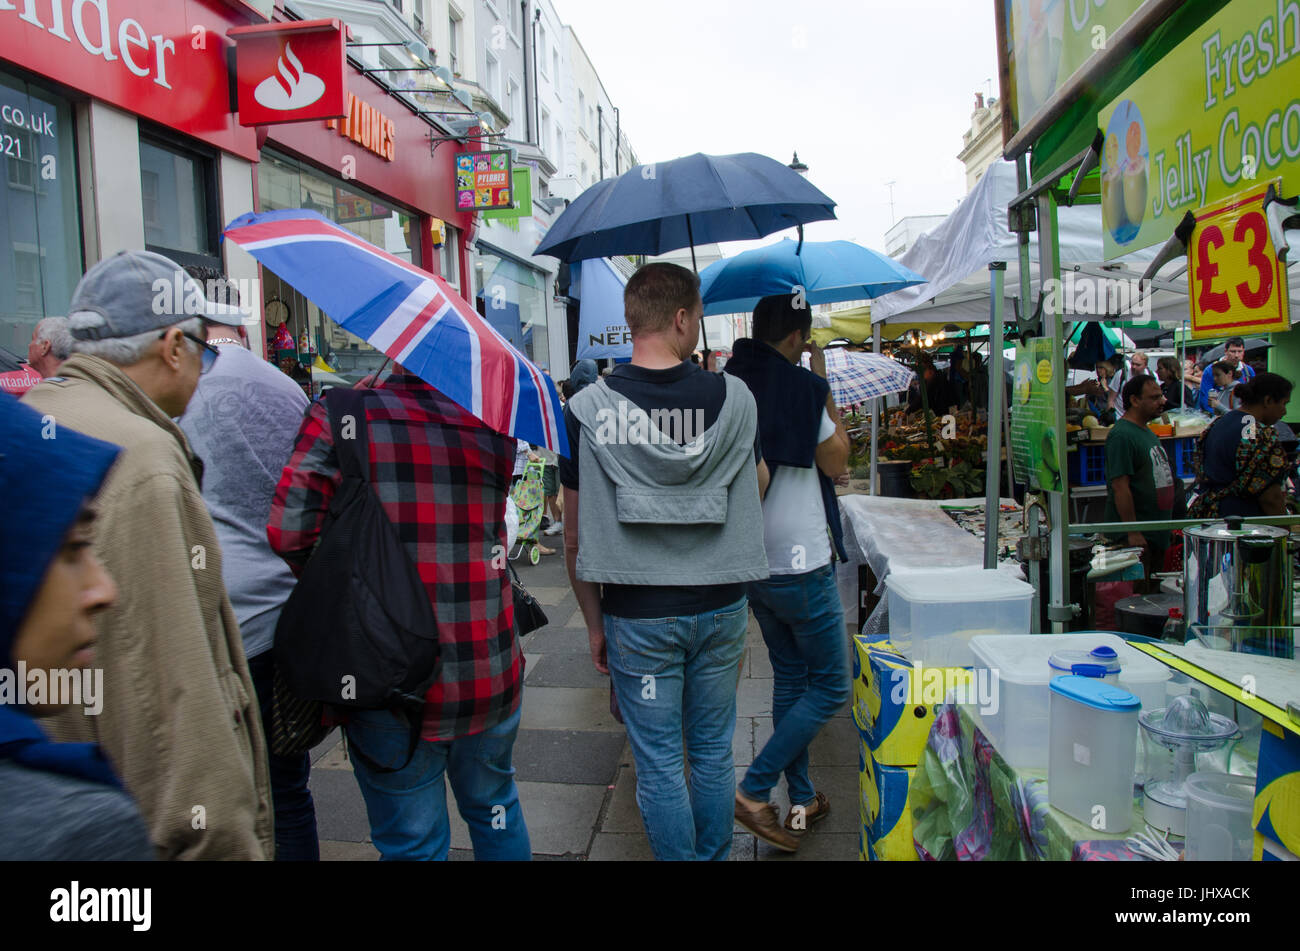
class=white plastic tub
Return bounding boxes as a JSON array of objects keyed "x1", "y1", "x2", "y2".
[
  {"x1": 1048, "y1": 676, "x2": 1140, "y2": 833},
  {"x1": 969, "y1": 632, "x2": 1171, "y2": 769},
  {"x1": 1184, "y1": 772, "x2": 1256, "y2": 861},
  {"x1": 884, "y1": 568, "x2": 1033, "y2": 667}
]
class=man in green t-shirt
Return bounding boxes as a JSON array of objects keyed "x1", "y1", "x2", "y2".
[{"x1": 1104, "y1": 374, "x2": 1176, "y2": 569}]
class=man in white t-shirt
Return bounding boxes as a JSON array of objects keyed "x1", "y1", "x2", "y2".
[{"x1": 723, "y1": 294, "x2": 852, "y2": 852}]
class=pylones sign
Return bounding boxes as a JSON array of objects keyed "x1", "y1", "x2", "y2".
[{"x1": 230, "y1": 19, "x2": 347, "y2": 127}]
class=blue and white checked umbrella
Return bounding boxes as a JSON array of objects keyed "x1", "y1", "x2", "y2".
[{"x1": 800, "y1": 348, "x2": 915, "y2": 407}]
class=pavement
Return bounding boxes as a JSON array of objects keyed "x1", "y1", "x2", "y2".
[{"x1": 311, "y1": 532, "x2": 860, "y2": 861}]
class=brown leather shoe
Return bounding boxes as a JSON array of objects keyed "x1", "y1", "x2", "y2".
[
  {"x1": 735, "y1": 795, "x2": 800, "y2": 852},
  {"x1": 784, "y1": 791, "x2": 830, "y2": 832}
]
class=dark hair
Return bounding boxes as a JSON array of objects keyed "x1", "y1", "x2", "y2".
[
  {"x1": 1234, "y1": 371, "x2": 1293, "y2": 405},
  {"x1": 1212, "y1": 360, "x2": 1240, "y2": 380},
  {"x1": 1225, "y1": 336, "x2": 1246, "y2": 350},
  {"x1": 1121, "y1": 372, "x2": 1159, "y2": 410},
  {"x1": 560, "y1": 380, "x2": 574, "y2": 400},
  {"x1": 751, "y1": 293, "x2": 812, "y2": 344},
  {"x1": 623, "y1": 263, "x2": 700, "y2": 335},
  {"x1": 1156, "y1": 355, "x2": 1181, "y2": 381}
]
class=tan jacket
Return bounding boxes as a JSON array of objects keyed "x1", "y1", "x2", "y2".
[{"x1": 22, "y1": 354, "x2": 274, "y2": 860}]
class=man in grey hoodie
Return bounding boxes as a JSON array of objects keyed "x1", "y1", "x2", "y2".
[{"x1": 560, "y1": 263, "x2": 770, "y2": 861}]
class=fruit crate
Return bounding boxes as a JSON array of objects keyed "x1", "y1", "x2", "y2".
[{"x1": 1067, "y1": 442, "x2": 1107, "y2": 486}]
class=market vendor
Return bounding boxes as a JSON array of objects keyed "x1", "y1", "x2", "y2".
[
  {"x1": 907, "y1": 355, "x2": 958, "y2": 415},
  {"x1": 1188, "y1": 372, "x2": 1295, "y2": 519},
  {"x1": 1104, "y1": 375, "x2": 1175, "y2": 571}
]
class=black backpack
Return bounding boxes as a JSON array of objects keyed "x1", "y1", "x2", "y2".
[{"x1": 274, "y1": 387, "x2": 440, "y2": 767}]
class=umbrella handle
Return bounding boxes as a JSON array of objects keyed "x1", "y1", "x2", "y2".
[{"x1": 796, "y1": 224, "x2": 804, "y2": 256}]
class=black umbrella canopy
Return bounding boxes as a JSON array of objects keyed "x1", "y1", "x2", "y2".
[
  {"x1": 534, "y1": 152, "x2": 836, "y2": 263},
  {"x1": 0, "y1": 346, "x2": 24, "y2": 372},
  {"x1": 1197, "y1": 337, "x2": 1274, "y2": 365}
]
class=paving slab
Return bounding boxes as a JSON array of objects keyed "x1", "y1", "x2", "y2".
[
  {"x1": 447, "y1": 780, "x2": 605, "y2": 856},
  {"x1": 599, "y1": 764, "x2": 644, "y2": 835},
  {"x1": 310, "y1": 768, "x2": 372, "y2": 844},
  {"x1": 512, "y1": 729, "x2": 627, "y2": 785},
  {"x1": 525, "y1": 625, "x2": 591, "y2": 654},
  {"x1": 319, "y1": 840, "x2": 380, "y2": 861},
  {"x1": 588, "y1": 832, "x2": 756, "y2": 861},
  {"x1": 736, "y1": 676, "x2": 774, "y2": 717},
  {"x1": 520, "y1": 685, "x2": 625, "y2": 732},
  {"x1": 524, "y1": 650, "x2": 613, "y2": 689}
]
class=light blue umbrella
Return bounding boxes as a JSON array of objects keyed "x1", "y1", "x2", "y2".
[{"x1": 698, "y1": 238, "x2": 927, "y2": 316}]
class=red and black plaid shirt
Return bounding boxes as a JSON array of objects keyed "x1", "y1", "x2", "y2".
[{"x1": 268, "y1": 374, "x2": 521, "y2": 741}]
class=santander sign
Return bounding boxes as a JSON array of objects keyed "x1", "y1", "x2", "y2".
[
  {"x1": 231, "y1": 19, "x2": 346, "y2": 127},
  {"x1": 253, "y1": 42, "x2": 326, "y2": 112}
]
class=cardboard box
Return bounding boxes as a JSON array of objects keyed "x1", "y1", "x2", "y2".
[
  {"x1": 1253, "y1": 720, "x2": 1300, "y2": 855},
  {"x1": 859, "y1": 739, "x2": 918, "y2": 861},
  {"x1": 852, "y1": 634, "x2": 971, "y2": 767}
]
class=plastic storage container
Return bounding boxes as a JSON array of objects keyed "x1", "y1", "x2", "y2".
[
  {"x1": 1049, "y1": 646, "x2": 1121, "y2": 684},
  {"x1": 969, "y1": 632, "x2": 1170, "y2": 768},
  {"x1": 884, "y1": 568, "x2": 1033, "y2": 667},
  {"x1": 1184, "y1": 772, "x2": 1256, "y2": 861},
  {"x1": 1048, "y1": 676, "x2": 1140, "y2": 833}
]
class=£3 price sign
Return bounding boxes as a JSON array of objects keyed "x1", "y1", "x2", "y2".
[{"x1": 1189, "y1": 180, "x2": 1290, "y2": 339}]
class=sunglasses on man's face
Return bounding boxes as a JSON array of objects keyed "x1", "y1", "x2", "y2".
[{"x1": 159, "y1": 329, "x2": 219, "y2": 375}]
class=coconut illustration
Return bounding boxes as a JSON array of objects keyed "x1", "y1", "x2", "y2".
[
  {"x1": 1101, "y1": 131, "x2": 1125, "y2": 233},
  {"x1": 1122, "y1": 119, "x2": 1148, "y2": 230}
]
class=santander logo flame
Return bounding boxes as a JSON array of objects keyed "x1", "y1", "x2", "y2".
[{"x1": 253, "y1": 42, "x2": 326, "y2": 111}]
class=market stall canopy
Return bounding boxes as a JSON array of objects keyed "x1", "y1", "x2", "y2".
[{"x1": 873, "y1": 162, "x2": 1180, "y2": 323}]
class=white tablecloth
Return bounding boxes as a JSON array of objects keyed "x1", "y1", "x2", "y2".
[{"x1": 835, "y1": 495, "x2": 1025, "y2": 634}]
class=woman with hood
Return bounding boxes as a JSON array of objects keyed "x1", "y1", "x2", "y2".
[{"x1": 0, "y1": 394, "x2": 152, "y2": 860}]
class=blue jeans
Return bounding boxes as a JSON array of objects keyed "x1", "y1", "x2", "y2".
[
  {"x1": 346, "y1": 704, "x2": 530, "y2": 861},
  {"x1": 740, "y1": 563, "x2": 850, "y2": 806},
  {"x1": 605, "y1": 597, "x2": 749, "y2": 861},
  {"x1": 248, "y1": 650, "x2": 320, "y2": 861}
]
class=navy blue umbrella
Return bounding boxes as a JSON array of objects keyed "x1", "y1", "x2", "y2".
[
  {"x1": 533, "y1": 152, "x2": 836, "y2": 264},
  {"x1": 698, "y1": 238, "x2": 926, "y2": 316}
]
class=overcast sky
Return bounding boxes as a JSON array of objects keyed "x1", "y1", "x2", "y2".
[{"x1": 554, "y1": 0, "x2": 1000, "y2": 256}]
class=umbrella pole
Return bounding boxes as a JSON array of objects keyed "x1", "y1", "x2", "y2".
[
  {"x1": 870, "y1": 322, "x2": 882, "y2": 496},
  {"x1": 686, "y1": 214, "x2": 710, "y2": 361}
]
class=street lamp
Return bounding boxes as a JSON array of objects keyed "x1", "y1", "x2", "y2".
[{"x1": 788, "y1": 151, "x2": 809, "y2": 176}]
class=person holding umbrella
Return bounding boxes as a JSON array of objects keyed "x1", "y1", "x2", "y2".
[
  {"x1": 1196, "y1": 337, "x2": 1255, "y2": 413},
  {"x1": 724, "y1": 293, "x2": 851, "y2": 852},
  {"x1": 561, "y1": 263, "x2": 771, "y2": 861}
]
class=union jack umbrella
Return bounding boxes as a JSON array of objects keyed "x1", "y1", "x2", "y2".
[
  {"x1": 224, "y1": 209, "x2": 566, "y2": 454},
  {"x1": 800, "y1": 348, "x2": 915, "y2": 407}
]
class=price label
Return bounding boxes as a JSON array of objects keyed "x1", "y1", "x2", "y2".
[{"x1": 1188, "y1": 180, "x2": 1290, "y2": 339}]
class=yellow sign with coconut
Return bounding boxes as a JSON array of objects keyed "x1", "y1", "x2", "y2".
[{"x1": 1100, "y1": 0, "x2": 1300, "y2": 260}]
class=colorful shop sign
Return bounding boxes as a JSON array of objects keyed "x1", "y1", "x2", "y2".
[
  {"x1": 230, "y1": 19, "x2": 347, "y2": 127},
  {"x1": 998, "y1": 0, "x2": 1144, "y2": 150},
  {"x1": 1100, "y1": 0, "x2": 1300, "y2": 260},
  {"x1": 455, "y1": 150, "x2": 513, "y2": 210},
  {"x1": 1188, "y1": 180, "x2": 1291, "y2": 337},
  {"x1": 1009, "y1": 338, "x2": 1063, "y2": 494}
]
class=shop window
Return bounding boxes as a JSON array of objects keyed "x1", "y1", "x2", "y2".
[
  {"x1": 257, "y1": 149, "x2": 424, "y2": 384},
  {"x1": 0, "y1": 70, "x2": 81, "y2": 357},
  {"x1": 474, "y1": 242, "x2": 548, "y2": 370},
  {"x1": 138, "y1": 134, "x2": 219, "y2": 270}
]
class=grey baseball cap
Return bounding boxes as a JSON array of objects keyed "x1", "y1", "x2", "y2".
[{"x1": 68, "y1": 250, "x2": 228, "y2": 340}]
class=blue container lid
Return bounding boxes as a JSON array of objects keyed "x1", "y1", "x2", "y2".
[
  {"x1": 1049, "y1": 675, "x2": 1140, "y2": 711},
  {"x1": 1049, "y1": 646, "x2": 1122, "y2": 675}
]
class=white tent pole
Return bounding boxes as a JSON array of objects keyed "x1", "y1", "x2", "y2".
[
  {"x1": 984, "y1": 263, "x2": 1007, "y2": 569},
  {"x1": 870, "y1": 322, "x2": 882, "y2": 495},
  {"x1": 1040, "y1": 191, "x2": 1070, "y2": 634}
]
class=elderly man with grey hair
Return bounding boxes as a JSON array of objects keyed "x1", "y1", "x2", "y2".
[
  {"x1": 22, "y1": 250, "x2": 274, "y2": 861},
  {"x1": 26, "y1": 315, "x2": 74, "y2": 378}
]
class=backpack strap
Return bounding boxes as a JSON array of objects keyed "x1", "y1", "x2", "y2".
[{"x1": 324, "y1": 388, "x2": 372, "y2": 483}]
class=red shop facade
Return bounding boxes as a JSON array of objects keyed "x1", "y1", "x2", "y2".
[{"x1": 0, "y1": 0, "x2": 475, "y2": 375}]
